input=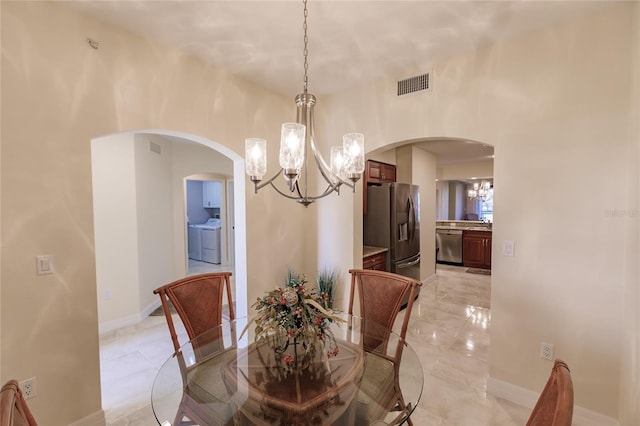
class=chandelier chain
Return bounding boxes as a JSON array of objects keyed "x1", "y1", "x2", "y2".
[{"x1": 302, "y1": 0, "x2": 309, "y2": 93}]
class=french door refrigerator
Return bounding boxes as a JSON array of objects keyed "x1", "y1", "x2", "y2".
[{"x1": 364, "y1": 182, "x2": 421, "y2": 286}]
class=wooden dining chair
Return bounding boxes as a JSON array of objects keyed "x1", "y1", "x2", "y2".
[
  {"x1": 0, "y1": 380, "x2": 38, "y2": 426},
  {"x1": 348, "y1": 269, "x2": 422, "y2": 425},
  {"x1": 154, "y1": 272, "x2": 235, "y2": 354},
  {"x1": 526, "y1": 359, "x2": 574, "y2": 426},
  {"x1": 153, "y1": 272, "x2": 235, "y2": 426}
]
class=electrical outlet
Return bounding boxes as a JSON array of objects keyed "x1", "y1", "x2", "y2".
[
  {"x1": 19, "y1": 377, "x2": 37, "y2": 400},
  {"x1": 36, "y1": 255, "x2": 54, "y2": 275},
  {"x1": 540, "y1": 342, "x2": 554, "y2": 361}
]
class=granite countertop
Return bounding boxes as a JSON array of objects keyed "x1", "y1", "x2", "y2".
[
  {"x1": 436, "y1": 221, "x2": 492, "y2": 232},
  {"x1": 363, "y1": 245, "x2": 388, "y2": 257},
  {"x1": 436, "y1": 226, "x2": 492, "y2": 232}
]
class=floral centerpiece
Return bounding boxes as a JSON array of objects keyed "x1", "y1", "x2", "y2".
[{"x1": 252, "y1": 270, "x2": 341, "y2": 369}]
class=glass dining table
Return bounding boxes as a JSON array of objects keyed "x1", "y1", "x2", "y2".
[{"x1": 151, "y1": 314, "x2": 423, "y2": 425}]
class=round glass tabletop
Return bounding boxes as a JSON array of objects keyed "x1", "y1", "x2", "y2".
[{"x1": 151, "y1": 314, "x2": 422, "y2": 425}]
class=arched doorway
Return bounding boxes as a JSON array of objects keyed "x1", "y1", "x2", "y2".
[
  {"x1": 362, "y1": 136, "x2": 494, "y2": 283},
  {"x1": 91, "y1": 129, "x2": 248, "y2": 334}
]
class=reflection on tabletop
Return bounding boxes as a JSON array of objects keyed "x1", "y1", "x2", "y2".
[{"x1": 151, "y1": 315, "x2": 423, "y2": 425}]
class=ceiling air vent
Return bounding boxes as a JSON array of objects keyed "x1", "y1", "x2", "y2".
[
  {"x1": 397, "y1": 73, "x2": 430, "y2": 96},
  {"x1": 149, "y1": 141, "x2": 162, "y2": 155}
]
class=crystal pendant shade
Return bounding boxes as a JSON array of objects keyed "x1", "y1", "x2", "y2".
[
  {"x1": 342, "y1": 133, "x2": 365, "y2": 178},
  {"x1": 278, "y1": 122, "x2": 306, "y2": 174},
  {"x1": 245, "y1": 138, "x2": 267, "y2": 180}
]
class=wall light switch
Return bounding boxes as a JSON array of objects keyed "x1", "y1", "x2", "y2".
[
  {"x1": 36, "y1": 255, "x2": 54, "y2": 275},
  {"x1": 503, "y1": 241, "x2": 515, "y2": 257}
]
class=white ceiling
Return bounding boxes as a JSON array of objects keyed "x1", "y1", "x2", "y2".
[{"x1": 60, "y1": 0, "x2": 609, "y2": 164}]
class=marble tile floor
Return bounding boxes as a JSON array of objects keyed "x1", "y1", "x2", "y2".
[
  {"x1": 99, "y1": 264, "x2": 533, "y2": 425},
  {"x1": 187, "y1": 259, "x2": 234, "y2": 276}
]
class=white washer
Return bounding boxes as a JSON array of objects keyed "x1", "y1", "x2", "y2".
[
  {"x1": 195, "y1": 218, "x2": 221, "y2": 229},
  {"x1": 188, "y1": 225, "x2": 202, "y2": 261},
  {"x1": 195, "y1": 218, "x2": 221, "y2": 264}
]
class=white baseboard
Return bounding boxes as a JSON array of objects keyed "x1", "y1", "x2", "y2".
[
  {"x1": 98, "y1": 299, "x2": 161, "y2": 335},
  {"x1": 487, "y1": 377, "x2": 619, "y2": 426},
  {"x1": 422, "y1": 272, "x2": 436, "y2": 286},
  {"x1": 67, "y1": 409, "x2": 105, "y2": 426},
  {"x1": 142, "y1": 298, "x2": 162, "y2": 317}
]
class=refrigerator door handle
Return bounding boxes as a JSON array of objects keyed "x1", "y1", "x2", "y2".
[
  {"x1": 407, "y1": 196, "x2": 416, "y2": 241},
  {"x1": 397, "y1": 254, "x2": 421, "y2": 268}
]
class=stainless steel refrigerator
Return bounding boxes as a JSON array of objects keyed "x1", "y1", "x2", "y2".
[{"x1": 364, "y1": 183, "x2": 421, "y2": 284}]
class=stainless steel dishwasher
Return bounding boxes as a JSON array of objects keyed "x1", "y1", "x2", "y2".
[{"x1": 436, "y1": 229, "x2": 463, "y2": 264}]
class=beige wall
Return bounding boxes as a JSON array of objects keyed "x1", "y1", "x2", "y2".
[
  {"x1": 437, "y1": 158, "x2": 494, "y2": 181},
  {"x1": 1, "y1": 1, "x2": 638, "y2": 425},
  {"x1": 619, "y1": 0, "x2": 640, "y2": 423},
  {"x1": 320, "y1": 2, "x2": 638, "y2": 422},
  {"x1": 0, "y1": 2, "x2": 313, "y2": 424},
  {"x1": 366, "y1": 149, "x2": 396, "y2": 166}
]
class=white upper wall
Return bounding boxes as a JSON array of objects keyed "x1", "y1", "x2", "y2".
[
  {"x1": 92, "y1": 134, "x2": 141, "y2": 325},
  {"x1": 134, "y1": 134, "x2": 174, "y2": 318}
]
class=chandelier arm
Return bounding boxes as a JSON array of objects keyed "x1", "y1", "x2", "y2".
[
  {"x1": 253, "y1": 165, "x2": 321, "y2": 201},
  {"x1": 255, "y1": 168, "x2": 300, "y2": 196},
  {"x1": 252, "y1": 168, "x2": 286, "y2": 193},
  {"x1": 268, "y1": 180, "x2": 310, "y2": 201},
  {"x1": 311, "y1": 146, "x2": 358, "y2": 193},
  {"x1": 310, "y1": 144, "x2": 356, "y2": 191},
  {"x1": 269, "y1": 181, "x2": 337, "y2": 206},
  {"x1": 299, "y1": 184, "x2": 341, "y2": 202},
  {"x1": 253, "y1": 167, "x2": 310, "y2": 201},
  {"x1": 293, "y1": 179, "x2": 305, "y2": 199},
  {"x1": 306, "y1": 107, "x2": 357, "y2": 192},
  {"x1": 310, "y1": 143, "x2": 342, "y2": 192},
  {"x1": 257, "y1": 169, "x2": 345, "y2": 204}
]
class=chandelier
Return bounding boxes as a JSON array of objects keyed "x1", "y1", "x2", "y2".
[
  {"x1": 467, "y1": 181, "x2": 492, "y2": 201},
  {"x1": 244, "y1": 0, "x2": 365, "y2": 207}
]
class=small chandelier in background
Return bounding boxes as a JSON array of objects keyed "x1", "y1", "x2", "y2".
[
  {"x1": 468, "y1": 181, "x2": 492, "y2": 201},
  {"x1": 244, "y1": 0, "x2": 365, "y2": 207}
]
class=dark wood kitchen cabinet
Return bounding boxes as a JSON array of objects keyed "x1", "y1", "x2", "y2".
[
  {"x1": 363, "y1": 160, "x2": 396, "y2": 214},
  {"x1": 365, "y1": 160, "x2": 396, "y2": 184},
  {"x1": 462, "y1": 230, "x2": 492, "y2": 269},
  {"x1": 363, "y1": 251, "x2": 387, "y2": 271}
]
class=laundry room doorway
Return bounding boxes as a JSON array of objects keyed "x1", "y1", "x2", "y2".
[{"x1": 185, "y1": 175, "x2": 235, "y2": 276}]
